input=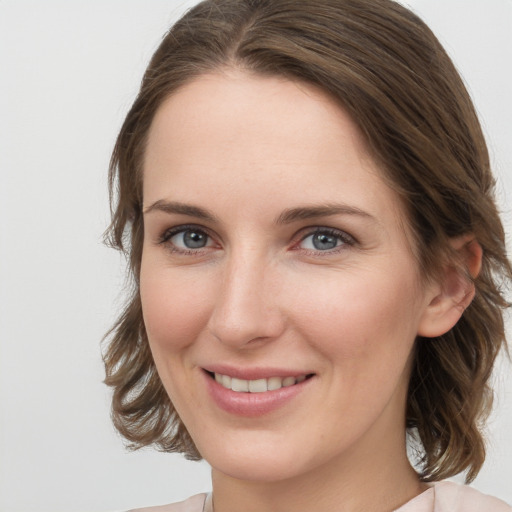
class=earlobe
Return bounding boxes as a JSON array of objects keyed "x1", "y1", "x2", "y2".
[{"x1": 417, "y1": 237, "x2": 482, "y2": 338}]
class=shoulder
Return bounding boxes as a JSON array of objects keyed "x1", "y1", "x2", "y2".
[
  {"x1": 433, "y1": 481, "x2": 511, "y2": 511},
  {"x1": 128, "y1": 493, "x2": 209, "y2": 512}
]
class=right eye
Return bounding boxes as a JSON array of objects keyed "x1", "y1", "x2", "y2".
[{"x1": 160, "y1": 226, "x2": 215, "y2": 252}]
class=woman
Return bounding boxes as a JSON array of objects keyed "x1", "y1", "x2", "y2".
[{"x1": 103, "y1": 0, "x2": 512, "y2": 510}]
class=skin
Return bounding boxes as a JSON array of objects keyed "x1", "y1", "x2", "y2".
[{"x1": 140, "y1": 71, "x2": 474, "y2": 512}]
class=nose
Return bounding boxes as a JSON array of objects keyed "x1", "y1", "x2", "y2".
[{"x1": 207, "y1": 251, "x2": 286, "y2": 348}]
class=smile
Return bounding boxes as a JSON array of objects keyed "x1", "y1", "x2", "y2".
[
  {"x1": 213, "y1": 373, "x2": 309, "y2": 393},
  {"x1": 203, "y1": 369, "x2": 315, "y2": 416}
]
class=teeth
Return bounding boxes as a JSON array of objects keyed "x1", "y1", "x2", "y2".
[
  {"x1": 221, "y1": 374, "x2": 232, "y2": 389},
  {"x1": 267, "y1": 376, "x2": 282, "y2": 391},
  {"x1": 248, "y1": 379, "x2": 267, "y2": 393},
  {"x1": 282, "y1": 376, "x2": 296, "y2": 387},
  {"x1": 213, "y1": 373, "x2": 308, "y2": 393},
  {"x1": 231, "y1": 377, "x2": 249, "y2": 392}
]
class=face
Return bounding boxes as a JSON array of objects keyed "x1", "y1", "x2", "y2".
[{"x1": 140, "y1": 71, "x2": 439, "y2": 483}]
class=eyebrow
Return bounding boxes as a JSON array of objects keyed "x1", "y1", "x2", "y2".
[
  {"x1": 143, "y1": 200, "x2": 374, "y2": 225},
  {"x1": 275, "y1": 204, "x2": 375, "y2": 225},
  {"x1": 143, "y1": 200, "x2": 218, "y2": 222}
]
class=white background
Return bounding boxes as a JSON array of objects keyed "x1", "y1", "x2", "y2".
[{"x1": 0, "y1": 1, "x2": 511, "y2": 511}]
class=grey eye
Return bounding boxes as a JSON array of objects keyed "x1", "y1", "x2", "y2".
[
  {"x1": 171, "y1": 229, "x2": 211, "y2": 249},
  {"x1": 300, "y1": 231, "x2": 345, "y2": 251}
]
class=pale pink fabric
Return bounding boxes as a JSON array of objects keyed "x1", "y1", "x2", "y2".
[
  {"x1": 129, "y1": 493, "x2": 209, "y2": 512},
  {"x1": 129, "y1": 481, "x2": 511, "y2": 511},
  {"x1": 395, "y1": 481, "x2": 511, "y2": 511}
]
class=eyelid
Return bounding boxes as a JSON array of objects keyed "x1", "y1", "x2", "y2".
[
  {"x1": 155, "y1": 223, "x2": 356, "y2": 255},
  {"x1": 157, "y1": 224, "x2": 219, "y2": 252},
  {"x1": 292, "y1": 226, "x2": 357, "y2": 252}
]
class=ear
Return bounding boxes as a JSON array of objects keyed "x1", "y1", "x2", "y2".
[{"x1": 417, "y1": 236, "x2": 482, "y2": 338}]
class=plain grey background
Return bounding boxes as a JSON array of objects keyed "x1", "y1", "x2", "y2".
[{"x1": 1, "y1": 1, "x2": 511, "y2": 511}]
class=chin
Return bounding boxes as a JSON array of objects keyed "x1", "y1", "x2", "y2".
[
  {"x1": 199, "y1": 435, "x2": 328, "y2": 484},
  {"x1": 211, "y1": 456, "x2": 305, "y2": 483}
]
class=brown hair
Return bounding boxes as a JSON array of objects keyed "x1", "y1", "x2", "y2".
[{"x1": 103, "y1": 0, "x2": 512, "y2": 482}]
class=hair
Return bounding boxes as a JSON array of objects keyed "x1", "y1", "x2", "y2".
[{"x1": 103, "y1": 0, "x2": 511, "y2": 483}]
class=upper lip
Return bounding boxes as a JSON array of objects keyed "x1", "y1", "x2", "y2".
[{"x1": 202, "y1": 365, "x2": 314, "y2": 381}]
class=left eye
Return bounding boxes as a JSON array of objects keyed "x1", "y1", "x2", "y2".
[
  {"x1": 168, "y1": 228, "x2": 213, "y2": 250},
  {"x1": 299, "y1": 230, "x2": 348, "y2": 251}
]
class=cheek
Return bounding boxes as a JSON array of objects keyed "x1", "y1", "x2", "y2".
[
  {"x1": 287, "y1": 263, "x2": 423, "y2": 362},
  {"x1": 140, "y1": 266, "x2": 213, "y2": 351}
]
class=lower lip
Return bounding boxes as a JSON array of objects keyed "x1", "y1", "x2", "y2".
[{"x1": 204, "y1": 372, "x2": 312, "y2": 417}]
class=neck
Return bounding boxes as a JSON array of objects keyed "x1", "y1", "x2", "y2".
[{"x1": 210, "y1": 434, "x2": 426, "y2": 512}]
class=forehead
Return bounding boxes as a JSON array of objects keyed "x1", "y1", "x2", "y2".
[
  {"x1": 145, "y1": 71, "x2": 374, "y2": 187},
  {"x1": 143, "y1": 71, "x2": 412, "y2": 241}
]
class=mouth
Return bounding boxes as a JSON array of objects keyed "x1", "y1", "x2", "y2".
[
  {"x1": 206, "y1": 371, "x2": 314, "y2": 393},
  {"x1": 203, "y1": 368, "x2": 315, "y2": 416}
]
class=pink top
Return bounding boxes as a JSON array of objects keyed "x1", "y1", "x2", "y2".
[{"x1": 130, "y1": 481, "x2": 511, "y2": 512}]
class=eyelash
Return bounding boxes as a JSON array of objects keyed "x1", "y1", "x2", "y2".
[
  {"x1": 157, "y1": 225, "x2": 356, "y2": 256},
  {"x1": 158, "y1": 224, "x2": 216, "y2": 255},
  {"x1": 294, "y1": 227, "x2": 356, "y2": 255}
]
